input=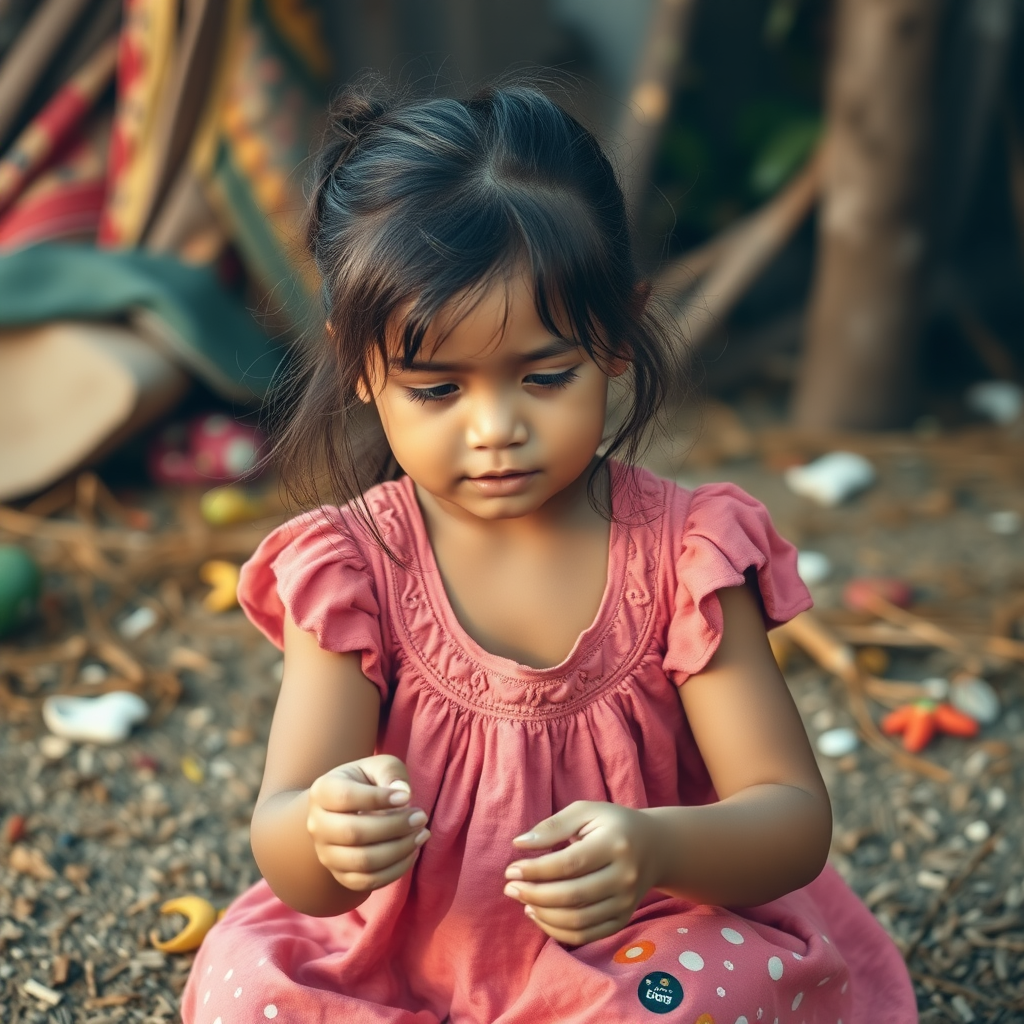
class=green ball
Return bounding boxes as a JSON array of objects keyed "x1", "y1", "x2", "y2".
[{"x1": 0, "y1": 544, "x2": 42, "y2": 637}]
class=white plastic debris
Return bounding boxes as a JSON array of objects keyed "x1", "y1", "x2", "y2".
[
  {"x1": 987, "y1": 787, "x2": 1007, "y2": 813},
  {"x1": 921, "y1": 677, "x2": 950, "y2": 701},
  {"x1": 816, "y1": 727, "x2": 859, "y2": 758},
  {"x1": 118, "y1": 605, "x2": 159, "y2": 639},
  {"x1": 964, "y1": 820, "x2": 991, "y2": 844},
  {"x1": 965, "y1": 380, "x2": 1022, "y2": 425},
  {"x1": 42, "y1": 691, "x2": 149, "y2": 745},
  {"x1": 986, "y1": 510, "x2": 1021, "y2": 536},
  {"x1": 796, "y1": 551, "x2": 832, "y2": 585},
  {"x1": 950, "y1": 676, "x2": 1000, "y2": 725},
  {"x1": 784, "y1": 452, "x2": 876, "y2": 507},
  {"x1": 916, "y1": 869, "x2": 948, "y2": 891}
]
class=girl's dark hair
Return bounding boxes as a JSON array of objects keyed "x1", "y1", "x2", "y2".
[{"x1": 272, "y1": 77, "x2": 685, "y2": 536}]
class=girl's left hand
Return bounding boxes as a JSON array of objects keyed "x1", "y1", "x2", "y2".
[{"x1": 503, "y1": 801, "x2": 661, "y2": 946}]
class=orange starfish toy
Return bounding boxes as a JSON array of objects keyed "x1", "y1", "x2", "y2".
[{"x1": 880, "y1": 700, "x2": 979, "y2": 752}]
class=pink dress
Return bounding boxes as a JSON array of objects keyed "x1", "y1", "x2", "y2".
[{"x1": 182, "y1": 464, "x2": 916, "y2": 1024}]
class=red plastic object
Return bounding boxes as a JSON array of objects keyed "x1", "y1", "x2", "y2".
[
  {"x1": 842, "y1": 577, "x2": 914, "y2": 613},
  {"x1": 148, "y1": 414, "x2": 265, "y2": 486},
  {"x1": 881, "y1": 700, "x2": 980, "y2": 752},
  {"x1": 5, "y1": 813, "x2": 26, "y2": 844}
]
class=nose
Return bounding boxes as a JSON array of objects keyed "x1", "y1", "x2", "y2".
[{"x1": 464, "y1": 385, "x2": 527, "y2": 449}]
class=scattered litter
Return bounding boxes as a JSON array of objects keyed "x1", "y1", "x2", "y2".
[
  {"x1": 987, "y1": 787, "x2": 1007, "y2": 813},
  {"x1": 181, "y1": 755, "x2": 205, "y2": 783},
  {"x1": 880, "y1": 700, "x2": 978, "y2": 752},
  {"x1": 921, "y1": 677, "x2": 950, "y2": 700},
  {"x1": 963, "y1": 750, "x2": 989, "y2": 778},
  {"x1": 118, "y1": 605, "x2": 159, "y2": 639},
  {"x1": 916, "y1": 869, "x2": 948, "y2": 891},
  {"x1": 784, "y1": 451, "x2": 876, "y2": 506},
  {"x1": 78, "y1": 662, "x2": 109, "y2": 685},
  {"x1": 854, "y1": 646, "x2": 889, "y2": 675},
  {"x1": 949, "y1": 675, "x2": 1000, "y2": 725},
  {"x1": 985, "y1": 510, "x2": 1021, "y2": 536},
  {"x1": 796, "y1": 550, "x2": 831, "y2": 584},
  {"x1": 0, "y1": 543, "x2": 41, "y2": 637},
  {"x1": 816, "y1": 727, "x2": 859, "y2": 758},
  {"x1": 42, "y1": 691, "x2": 149, "y2": 745},
  {"x1": 4, "y1": 813, "x2": 26, "y2": 844},
  {"x1": 842, "y1": 577, "x2": 913, "y2": 612},
  {"x1": 22, "y1": 978, "x2": 62, "y2": 1007},
  {"x1": 199, "y1": 560, "x2": 241, "y2": 612},
  {"x1": 965, "y1": 380, "x2": 1022, "y2": 425},
  {"x1": 950, "y1": 993, "x2": 976, "y2": 1023},
  {"x1": 150, "y1": 895, "x2": 217, "y2": 953},
  {"x1": 9, "y1": 844, "x2": 56, "y2": 881},
  {"x1": 200, "y1": 485, "x2": 269, "y2": 526},
  {"x1": 964, "y1": 820, "x2": 991, "y2": 844}
]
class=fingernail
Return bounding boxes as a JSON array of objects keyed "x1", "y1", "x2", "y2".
[
  {"x1": 505, "y1": 866, "x2": 523, "y2": 880},
  {"x1": 513, "y1": 832, "x2": 537, "y2": 842},
  {"x1": 414, "y1": 829, "x2": 430, "y2": 846},
  {"x1": 504, "y1": 884, "x2": 520, "y2": 898},
  {"x1": 524, "y1": 905, "x2": 536, "y2": 918},
  {"x1": 408, "y1": 810, "x2": 427, "y2": 828},
  {"x1": 389, "y1": 789, "x2": 410, "y2": 805}
]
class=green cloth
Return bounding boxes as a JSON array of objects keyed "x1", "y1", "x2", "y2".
[{"x1": 0, "y1": 244, "x2": 283, "y2": 400}]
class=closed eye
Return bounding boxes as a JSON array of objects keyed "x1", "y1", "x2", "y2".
[{"x1": 524, "y1": 368, "x2": 579, "y2": 389}]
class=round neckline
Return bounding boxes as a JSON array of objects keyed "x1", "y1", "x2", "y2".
[{"x1": 396, "y1": 463, "x2": 628, "y2": 679}]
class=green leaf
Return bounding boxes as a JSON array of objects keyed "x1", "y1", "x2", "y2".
[{"x1": 749, "y1": 117, "x2": 821, "y2": 196}]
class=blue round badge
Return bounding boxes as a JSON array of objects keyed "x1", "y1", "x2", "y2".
[{"x1": 637, "y1": 972, "x2": 683, "y2": 1013}]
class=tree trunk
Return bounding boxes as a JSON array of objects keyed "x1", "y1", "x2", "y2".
[{"x1": 792, "y1": 0, "x2": 943, "y2": 430}]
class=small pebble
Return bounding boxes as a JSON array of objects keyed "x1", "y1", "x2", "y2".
[
  {"x1": 921, "y1": 677, "x2": 949, "y2": 700},
  {"x1": 950, "y1": 993, "x2": 976, "y2": 1023},
  {"x1": 5, "y1": 813, "x2": 27, "y2": 844},
  {"x1": 811, "y1": 709, "x2": 835, "y2": 731},
  {"x1": 78, "y1": 662, "x2": 108, "y2": 685},
  {"x1": 76, "y1": 747, "x2": 96, "y2": 777},
  {"x1": 987, "y1": 786, "x2": 1007, "y2": 813},
  {"x1": 964, "y1": 820, "x2": 991, "y2": 844},
  {"x1": 816, "y1": 728, "x2": 859, "y2": 758},
  {"x1": 916, "y1": 869, "x2": 948, "y2": 891},
  {"x1": 965, "y1": 380, "x2": 1022, "y2": 425},
  {"x1": 963, "y1": 750, "x2": 989, "y2": 778},
  {"x1": 181, "y1": 755, "x2": 205, "y2": 783},
  {"x1": 39, "y1": 735, "x2": 71, "y2": 760},
  {"x1": 950, "y1": 676, "x2": 1000, "y2": 725},
  {"x1": 796, "y1": 551, "x2": 831, "y2": 585},
  {"x1": 986, "y1": 510, "x2": 1021, "y2": 536},
  {"x1": 854, "y1": 646, "x2": 889, "y2": 675},
  {"x1": 185, "y1": 706, "x2": 214, "y2": 731},
  {"x1": 118, "y1": 605, "x2": 159, "y2": 639}
]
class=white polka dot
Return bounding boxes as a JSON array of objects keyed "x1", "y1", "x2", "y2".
[
  {"x1": 224, "y1": 968, "x2": 233, "y2": 981},
  {"x1": 768, "y1": 956, "x2": 784, "y2": 980},
  {"x1": 258, "y1": 956, "x2": 268, "y2": 966},
  {"x1": 234, "y1": 987, "x2": 243, "y2": 998},
  {"x1": 264, "y1": 1006, "x2": 278, "y2": 1019},
  {"x1": 818, "y1": 976, "x2": 831, "y2": 986},
  {"x1": 203, "y1": 991, "x2": 210, "y2": 1005},
  {"x1": 792, "y1": 992, "x2": 804, "y2": 1010},
  {"x1": 678, "y1": 950, "x2": 705, "y2": 971},
  {"x1": 625, "y1": 946, "x2": 645, "y2": 959},
  {"x1": 721, "y1": 926, "x2": 744, "y2": 944},
  {"x1": 723, "y1": 960, "x2": 734, "y2": 970},
  {"x1": 792, "y1": 952, "x2": 803, "y2": 960},
  {"x1": 676, "y1": 927, "x2": 688, "y2": 933},
  {"x1": 736, "y1": 1017, "x2": 749, "y2": 1024},
  {"x1": 717, "y1": 987, "x2": 726, "y2": 997}
]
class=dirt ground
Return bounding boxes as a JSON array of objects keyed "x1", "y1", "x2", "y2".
[{"x1": 1, "y1": 401, "x2": 1023, "y2": 1023}]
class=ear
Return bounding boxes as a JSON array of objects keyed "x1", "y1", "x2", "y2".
[{"x1": 354, "y1": 374, "x2": 374, "y2": 404}]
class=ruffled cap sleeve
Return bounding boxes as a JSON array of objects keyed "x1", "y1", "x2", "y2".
[
  {"x1": 664, "y1": 482, "x2": 811, "y2": 683},
  {"x1": 237, "y1": 509, "x2": 389, "y2": 699}
]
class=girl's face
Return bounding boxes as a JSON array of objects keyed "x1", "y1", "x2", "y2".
[{"x1": 361, "y1": 271, "x2": 621, "y2": 523}]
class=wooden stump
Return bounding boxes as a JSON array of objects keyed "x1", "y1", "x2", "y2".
[{"x1": 792, "y1": 0, "x2": 942, "y2": 430}]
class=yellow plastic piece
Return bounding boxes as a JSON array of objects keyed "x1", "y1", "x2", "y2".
[
  {"x1": 200, "y1": 486, "x2": 267, "y2": 526},
  {"x1": 150, "y1": 895, "x2": 217, "y2": 953},
  {"x1": 181, "y1": 755, "x2": 205, "y2": 783},
  {"x1": 199, "y1": 560, "x2": 240, "y2": 612}
]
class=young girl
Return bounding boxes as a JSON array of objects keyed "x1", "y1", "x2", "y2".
[{"x1": 182, "y1": 84, "x2": 916, "y2": 1023}]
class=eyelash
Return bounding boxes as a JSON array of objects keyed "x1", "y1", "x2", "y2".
[{"x1": 405, "y1": 368, "x2": 580, "y2": 404}]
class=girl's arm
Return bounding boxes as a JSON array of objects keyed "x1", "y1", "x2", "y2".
[
  {"x1": 250, "y1": 615, "x2": 424, "y2": 917},
  {"x1": 504, "y1": 583, "x2": 832, "y2": 943},
  {"x1": 648, "y1": 581, "x2": 833, "y2": 906}
]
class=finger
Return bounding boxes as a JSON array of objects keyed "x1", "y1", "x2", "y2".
[
  {"x1": 512, "y1": 801, "x2": 596, "y2": 850},
  {"x1": 358, "y1": 755, "x2": 413, "y2": 804},
  {"x1": 525, "y1": 892, "x2": 630, "y2": 933},
  {"x1": 523, "y1": 907, "x2": 625, "y2": 948},
  {"x1": 320, "y1": 828, "x2": 430, "y2": 881},
  {"x1": 503, "y1": 861, "x2": 619, "y2": 908},
  {"x1": 311, "y1": 768, "x2": 408, "y2": 814},
  {"x1": 506, "y1": 834, "x2": 608, "y2": 884},
  {"x1": 309, "y1": 806, "x2": 429, "y2": 848},
  {"x1": 333, "y1": 844, "x2": 423, "y2": 893}
]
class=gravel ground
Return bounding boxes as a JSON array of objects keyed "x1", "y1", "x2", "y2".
[{"x1": 1, "y1": 414, "x2": 1023, "y2": 1023}]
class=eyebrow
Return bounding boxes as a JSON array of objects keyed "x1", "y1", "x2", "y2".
[{"x1": 391, "y1": 339, "x2": 577, "y2": 372}]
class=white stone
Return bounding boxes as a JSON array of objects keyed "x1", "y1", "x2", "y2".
[
  {"x1": 916, "y1": 870, "x2": 948, "y2": 891},
  {"x1": 986, "y1": 511, "x2": 1021, "y2": 536},
  {"x1": 966, "y1": 380, "x2": 1022, "y2": 425},
  {"x1": 950, "y1": 677, "x2": 1000, "y2": 725},
  {"x1": 118, "y1": 605, "x2": 158, "y2": 639},
  {"x1": 39, "y1": 735, "x2": 71, "y2": 760},
  {"x1": 816, "y1": 728, "x2": 859, "y2": 758},
  {"x1": 784, "y1": 452, "x2": 876, "y2": 507},
  {"x1": 964, "y1": 820, "x2": 991, "y2": 844},
  {"x1": 987, "y1": 787, "x2": 1007, "y2": 813},
  {"x1": 921, "y1": 677, "x2": 949, "y2": 700},
  {"x1": 796, "y1": 551, "x2": 832, "y2": 585}
]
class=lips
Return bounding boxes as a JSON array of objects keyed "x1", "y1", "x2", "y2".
[{"x1": 466, "y1": 470, "x2": 538, "y2": 496}]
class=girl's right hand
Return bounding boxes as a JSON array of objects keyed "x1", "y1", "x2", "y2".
[{"x1": 306, "y1": 754, "x2": 430, "y2": 893}]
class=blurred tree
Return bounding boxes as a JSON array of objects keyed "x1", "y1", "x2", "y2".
[{"x1": 792, "y1": 0, "x2": 942, "y2": 429}]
